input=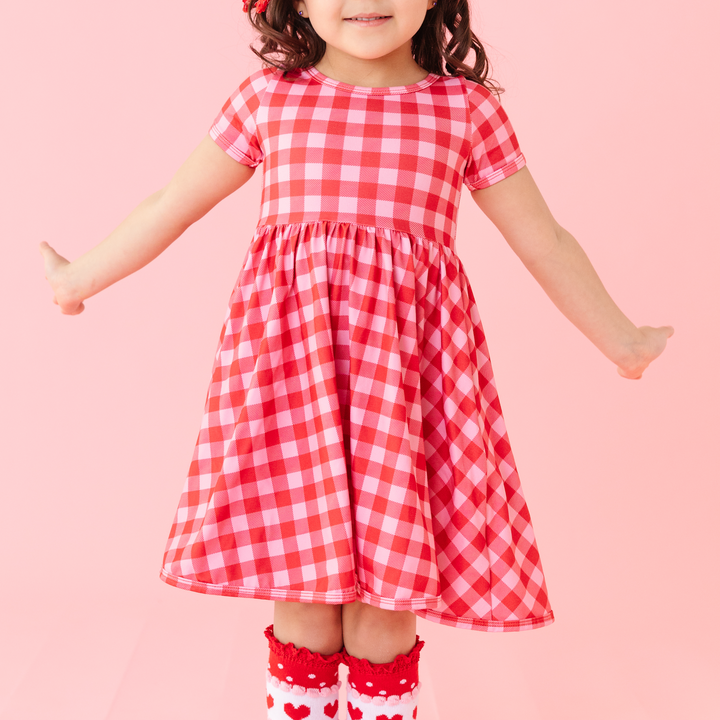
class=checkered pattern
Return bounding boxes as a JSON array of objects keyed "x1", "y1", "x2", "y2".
[
  {"x1": 159, "y1": 67, "x2": 554, "y2": 632},
  {"x1": 207, "y1": 66, "x2": 526, "y2": 251}
]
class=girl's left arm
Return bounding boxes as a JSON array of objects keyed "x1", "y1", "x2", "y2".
[{"x1": 471, "y1": 166, "x2": 674, "y2": 379}]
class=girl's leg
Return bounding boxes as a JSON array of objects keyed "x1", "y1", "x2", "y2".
[
  {"x1": 265, "y1": 601, "x2": 345, "y2": 720},
  {"x1": 341, "y1": 601, "x2": 425, "y2": 720},
  {"x1": 341, "y1": 600, "x2": 417, "y2": 662},
  {"x1": 273, "y1": 600, "x2": 344, "y2": 654}
]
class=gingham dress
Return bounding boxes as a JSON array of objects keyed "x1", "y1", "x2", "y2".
[{"x1": 159, "y1": 65, "x2": 555, "y2": 632}]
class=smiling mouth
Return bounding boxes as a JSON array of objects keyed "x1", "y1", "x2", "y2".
[{"x1": 344, "y1": 15, "x2": 392, "y2": 22}]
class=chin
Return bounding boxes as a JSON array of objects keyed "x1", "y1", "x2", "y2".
[{"x1": 345, "y1": 45, "x2": 399, "y2": 60}]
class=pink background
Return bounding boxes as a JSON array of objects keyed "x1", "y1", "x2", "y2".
[{"x1": 2, "y1": 0, "x2": 718, "y2": 717}]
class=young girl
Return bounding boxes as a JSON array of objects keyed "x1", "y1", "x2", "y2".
[{"x1": 39, "y1": 0, "x2": 673, "y2": 718}]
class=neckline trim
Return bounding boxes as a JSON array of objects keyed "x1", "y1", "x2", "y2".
[{"x1": 305, "y1": 66, "x2": 441, "y2": 95}]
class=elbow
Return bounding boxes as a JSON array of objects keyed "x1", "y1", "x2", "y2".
[
  {"x1": 551, "y1": 218, "x2": 566, "y2": 242},
  {"x1": 522, "y1": 223, "x2": 565, "y2": 269}
]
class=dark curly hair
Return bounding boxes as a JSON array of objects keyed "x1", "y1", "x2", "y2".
[{"x1": 246, "y1": 0, "x2": 503, "y2": 95}]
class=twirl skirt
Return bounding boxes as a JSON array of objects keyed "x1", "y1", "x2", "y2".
[{"x1": 159, "y1": 220, "x2": 554, "y2": 632}]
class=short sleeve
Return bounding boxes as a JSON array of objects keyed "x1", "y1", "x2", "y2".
[
  {"x1": 463, "y1": 80, "x2": 526, "y2": 190},
  {"x1": 208, "y1": 67, "x2": 276, "y2": 168}
]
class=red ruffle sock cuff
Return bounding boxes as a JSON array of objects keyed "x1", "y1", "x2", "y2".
[
  {"x1": 265, "y1": 624, "x2": 345, "y2": 720},
  {"x1": 343, "y1": 636, "x2": 425, "y2": 720}
]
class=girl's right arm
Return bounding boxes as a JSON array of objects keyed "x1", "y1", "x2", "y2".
[{"x1": 39, "y1": 135, "x2": 256, "y2": 315}]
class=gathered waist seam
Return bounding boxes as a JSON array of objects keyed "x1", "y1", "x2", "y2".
[{"x1": 254, "y1": 219, "x2": 459, "y2": 260}]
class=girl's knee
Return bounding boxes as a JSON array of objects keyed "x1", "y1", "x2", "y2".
[
  {"x1": 341, "y1": 601, "x2": 417, "y2": 662},
  {"x1": 272, "y1": 600, "x2": 344, "y2": 655}
]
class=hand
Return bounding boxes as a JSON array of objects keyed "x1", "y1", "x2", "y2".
[
  {"x1": 616, "y1": 325, "x2": 675, "y2": 379},
  {"x1": 39, "y1": 242, "x2": 85, "y2": 315}
]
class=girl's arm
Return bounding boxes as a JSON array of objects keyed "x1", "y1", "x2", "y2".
[
  {"x1": 40, "y1": 135, "x2": 256, "y2": 315},
  {"x1": 471, "y1": 166, "x2": 673, "y2": 379}
]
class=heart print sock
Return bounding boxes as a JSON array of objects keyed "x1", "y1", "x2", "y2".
[
  {"x1": 344, "y1": 635, "x2": 425, "y2": 720},
  {"x1": 264, "y1": 623, "x2": 345, "y2": 720}
]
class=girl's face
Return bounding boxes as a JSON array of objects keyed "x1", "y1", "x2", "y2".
[{"x1": 293, "y1": 0, "x2": 436, "y2": 82}]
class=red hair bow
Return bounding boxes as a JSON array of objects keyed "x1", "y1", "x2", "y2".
[{"x1": 243, "y1": 0, "x2": 269, "y2": 11}]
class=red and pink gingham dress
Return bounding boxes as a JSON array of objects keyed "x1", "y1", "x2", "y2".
[{"x1": 159, "y1": 66, "x2": 555, "y2": 632}]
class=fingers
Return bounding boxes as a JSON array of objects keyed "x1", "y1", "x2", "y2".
[
  {"x1": 616, "y1": 323, "x2": 674, "y2": 379},
  {"x1": 54, "y1": 300, "x2": 85, "y2": 315},
  {"x1": 62, "y1": 302, "x2": 85, "y2": 316}
]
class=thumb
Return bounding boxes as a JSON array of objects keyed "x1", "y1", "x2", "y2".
[
  {"x1": 39, "y1": 241, "x2": 60, "y2": 266},
  {"x1": 39, "y1": 242, "x2": 71, "y2": 276}
]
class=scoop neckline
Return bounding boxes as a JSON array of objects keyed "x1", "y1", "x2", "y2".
[{"x1": 305, "y1": 66, "x2": 441, "y2": 95}]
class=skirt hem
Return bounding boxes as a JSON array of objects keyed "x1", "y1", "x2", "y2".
[
  {"x1": 159, "y1": 568, "x2": 356, "y2": 603},
  {"x1": 159, "y1": 569, "x2": 555, "y2": 632},
  {"x1": 414, "y1": 606, "x2": 555, "y2": 633}
]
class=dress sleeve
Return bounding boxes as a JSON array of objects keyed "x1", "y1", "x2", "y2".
[
  {"x1": 463, "y1": 80, "x2": 526, "y2": 190},
  {"x1": 208, "y1": 67, "x2": 275, "y2": 167}
]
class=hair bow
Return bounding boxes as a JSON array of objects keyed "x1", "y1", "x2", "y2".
[{"x1": 243, "y1": 0, "x2": 269, "y2": 11}]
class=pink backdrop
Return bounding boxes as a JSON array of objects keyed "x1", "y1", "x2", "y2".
[{"x1": 2, "y1": 0, "x2": 718, "y2": 717}]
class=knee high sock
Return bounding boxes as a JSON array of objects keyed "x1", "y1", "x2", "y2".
[
  {"x1": 265, "y1": 624, "x2": 345, "y2": 720},
  {"x1": 344, "y1": 636, "x2": 425, "y2": 720}
]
